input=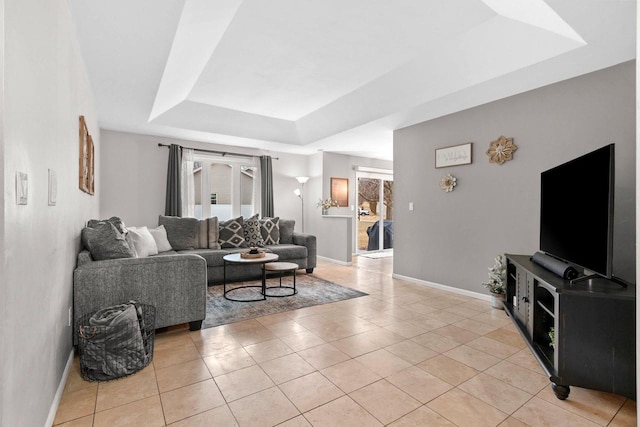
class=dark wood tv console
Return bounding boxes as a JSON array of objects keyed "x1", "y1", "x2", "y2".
[{"x1": 504, "y1": 254, "x2": 635, "y2": 400}]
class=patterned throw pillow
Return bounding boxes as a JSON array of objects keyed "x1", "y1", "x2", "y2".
[
  {"x1": 260, "y1": 217, "x2": 280, "y2": 245},
  {"x1": 243, "y1": 214, "x2": 265, "y2": 247},
  {"x1": 218, "y1": 216, "x2": 248, "y2": 248}
]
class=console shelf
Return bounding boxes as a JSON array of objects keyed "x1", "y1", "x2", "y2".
[{"x1": 504, "y1": 254, "x2": 635, "y2": 400}]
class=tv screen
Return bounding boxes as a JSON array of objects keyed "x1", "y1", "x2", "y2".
[{"x1": 540, "y1": 144, "x2": 614, "y2": 278}]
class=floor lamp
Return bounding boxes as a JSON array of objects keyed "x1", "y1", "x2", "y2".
[{"x1": 294, "y1": 176, "x2": 309, "y2": 232}]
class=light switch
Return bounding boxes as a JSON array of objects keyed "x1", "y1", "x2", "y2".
[{"x1": 409, "y1": 202, "x2": 414, "y2": 211}]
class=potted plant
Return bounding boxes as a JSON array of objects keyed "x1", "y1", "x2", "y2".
[
  {"x1": 317, "y1": 197, "x2": 338, "y2": 215},
  {"x1": 482, "y1": 255, "x2": 507, "y2": 309}
]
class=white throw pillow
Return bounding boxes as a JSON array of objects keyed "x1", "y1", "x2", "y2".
[
  {"x1": 148, "y1": 224, "x2": 173, "y2": 253},
  {"x1": 126, "y1": 226, "x2": 159, "y2": 258}
]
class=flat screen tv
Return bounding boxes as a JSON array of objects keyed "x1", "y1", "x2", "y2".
[{"x1": 540, "y1": 144, "x2": 614, "y2": 279}]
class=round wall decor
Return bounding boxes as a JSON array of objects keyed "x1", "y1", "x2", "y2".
[
  {"x1": 440, "y1": 173, "x2": 457, "y2": 192},
  {"x1": 486, "y1": 136, "x2": 518, "y2": 165}
]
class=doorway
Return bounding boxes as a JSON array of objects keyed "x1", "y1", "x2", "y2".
[{"x1": 355, "y1": 170, "x2": 393, "y2": 255}]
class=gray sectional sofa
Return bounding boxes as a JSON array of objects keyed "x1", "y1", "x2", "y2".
[
  {"x1": 73, "y1": 215, "x2": 316, "y2": 337},
  {"x1": 157, "y1": 216, "x2": 317, "y2": 283}
]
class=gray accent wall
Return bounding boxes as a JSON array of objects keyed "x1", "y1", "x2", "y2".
[
  {"x1": 1, "y1": 0, "x2": 100, "y2": 425},
  {"x1": 393, "y1": 61, "x2": 636, "y2": 292}
]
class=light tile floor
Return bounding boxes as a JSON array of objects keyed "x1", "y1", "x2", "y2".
[{"x1": 54, "y1": 256, "x2": 636, "y2": 426}]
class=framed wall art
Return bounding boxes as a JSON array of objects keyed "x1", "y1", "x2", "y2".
[
  {"x1": 88, "y1": 135, "x2": 95, "y2": 195},
  {"x1": 78, "y1": 115, "x2": 95, "y2": 195},
  {"x1": 330, "y1": 177, "x2": 349, "y2": 207},
  {"x1": 435, "y1": 142, "x2": 472, "y2": 168}
]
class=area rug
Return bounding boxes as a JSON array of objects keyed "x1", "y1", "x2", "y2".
[{"x1": 203, "y1": 275, "x2": 368, "y2": 329}]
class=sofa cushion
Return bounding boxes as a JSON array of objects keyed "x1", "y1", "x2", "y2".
[
  {"x1": 126, "y1": 226, "x2": 159, "y2": 258},
  {"x1": 279, "y1": 219, "x2": 295, "y2": 244},
  {"x1": 266, "y1": 244, "x2": 307, "y2": 260},
  {"x1": 243, "y1": 214, "x2": 265, "y2": 247},
  {"x1": 82, "y1": 222, "x2": 136, "y2": 261},
  {"x1": 159, "y1": 215, "x2": 208, "y2": 250},
  {"x1": 207, "y1": 217, "x2": 221, "y2": 249},
  {"x1": 260, "y1": 217, "x2": 280, "y2": 245},
  {"x1": 219, "y1": 216, "x2": 248, "y2": 248},
  {"x1": 178, "y1": 249, "x2": 231, "y2": 266},
  {"x1": 148, "y1": 225, "x2": 173, "y2": 252}
]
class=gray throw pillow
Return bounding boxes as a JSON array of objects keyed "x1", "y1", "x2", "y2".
[
  {"x1": 207, "y1": 217, "x2": 221, "y2": 249},
  {"x1": 158, "y1": 215, "x2": 200, "y2": 250},
  {"x1": 82, "y1": 222, "x2": 136, "y2": 261},
  {"x1": 243, "y1": 214, "x2": 265, "y2": 247},
  {"x1": 279, "y1": 219, "x2": 295, "y2": 244},
  {"x1": 87, "y1": 216, "x2": 126, "y2": 235},
  {"x1": 219, "y1": 216, "x2": 248, "y2": 248},
  {"x1": 195, "y1": 218, "x2": 208, "y2": 249},
  {"x1": 260, "y1": 217, "x2": 280, "y2": 245}
]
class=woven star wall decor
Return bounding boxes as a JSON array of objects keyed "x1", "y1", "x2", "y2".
[{"x1": 486, "y1": 136, "x2": 518, "y2": 165}]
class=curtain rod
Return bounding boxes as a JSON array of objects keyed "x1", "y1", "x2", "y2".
[{"x1": 158, "y1": 143, "x2": 278, "y2": 160}]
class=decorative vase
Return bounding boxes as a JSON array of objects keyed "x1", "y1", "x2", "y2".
[
  {"x1": 490, "y1": 292, "x2": 506, "y2": 310},
  {"x1": 322, "y1": 208, "x2": 328, "y2": 215}
]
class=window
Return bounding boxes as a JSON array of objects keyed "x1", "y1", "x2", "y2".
[{"x1": 191, "y1": 156, "x2": 257, "y2": 221}]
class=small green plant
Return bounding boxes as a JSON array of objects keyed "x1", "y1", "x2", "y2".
[
  {"x1": 482, "y1": 255, "x2": 507, "y2": 295},
  {"x1": 549, "y1": 327, "x2": 555, "y2": 349},
  {"x1": 317, "y1": 198, "x2": 338, "y2": 210}
]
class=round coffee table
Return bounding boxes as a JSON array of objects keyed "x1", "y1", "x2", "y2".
[
  {"x1": 223, "y1": 252, "x2": 279, "y2": 302},
  {"x1": 263, "y1": 262, "x2": 299, "y2": 297}
]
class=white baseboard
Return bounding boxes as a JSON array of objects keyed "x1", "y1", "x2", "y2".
[
  {"x1": 317, "y1": 255, "x2": 352, "y2": 266},
  {"x1": 392, "y1": 273, "x2": 491, "y2": 302},
  {"x1": 46, "y1": 348, "x2": 75, "y2": 427}
]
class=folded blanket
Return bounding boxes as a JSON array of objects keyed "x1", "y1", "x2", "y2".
[{"x1": 79, "y1": 301, "x2": 149, "y2": 380}]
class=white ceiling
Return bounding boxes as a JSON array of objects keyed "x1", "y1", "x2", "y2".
[{"x1": 69, "y1": 0, "x2": 635, "y2": 161}]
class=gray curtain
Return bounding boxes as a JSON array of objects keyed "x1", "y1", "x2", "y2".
[
  {"x1": 260, "y1": 155, "x2": 274, "y2": 218},
  {"x1": 165, "y1": 144, "x2": 182, "y2": 216}
]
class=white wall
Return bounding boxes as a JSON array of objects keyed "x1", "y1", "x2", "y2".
[
  {"x1": 394, "y1": 61, "x2": 636, "y2": 294},
  {"x1": 1, "y1": 0, "x2": 100, "y2": 425},
  {"x1": 100, "y1": 130, "x2": 306, "y2": 227}
]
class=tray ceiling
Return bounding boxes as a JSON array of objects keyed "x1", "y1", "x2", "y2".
[{"x1": 69, "y1": 0, "x2": 635, "y2": 160}]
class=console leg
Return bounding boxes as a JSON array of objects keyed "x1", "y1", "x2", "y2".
[
  {"x1": 551, "y1": 383, "x2": 570, "y2": 400},
  {"x1": 189, "y1": 320, "x2": 203, "y2": 331}
]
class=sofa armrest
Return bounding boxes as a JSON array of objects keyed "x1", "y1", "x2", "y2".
[
  {"x1": 293, "y1": 233, "x2": 316, "y2": 269},
  {"x1": 73, "y1": 251, "x2": 207, "y2": 343}
]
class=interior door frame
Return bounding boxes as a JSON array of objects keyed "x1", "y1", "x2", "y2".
[{"x1": 354, "y1": 168, "x2": 393, "y2": 254}]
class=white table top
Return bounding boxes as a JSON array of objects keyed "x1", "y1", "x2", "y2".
[{"x1": 223, "y1": 252, "x2": 279, "y2": 264}]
